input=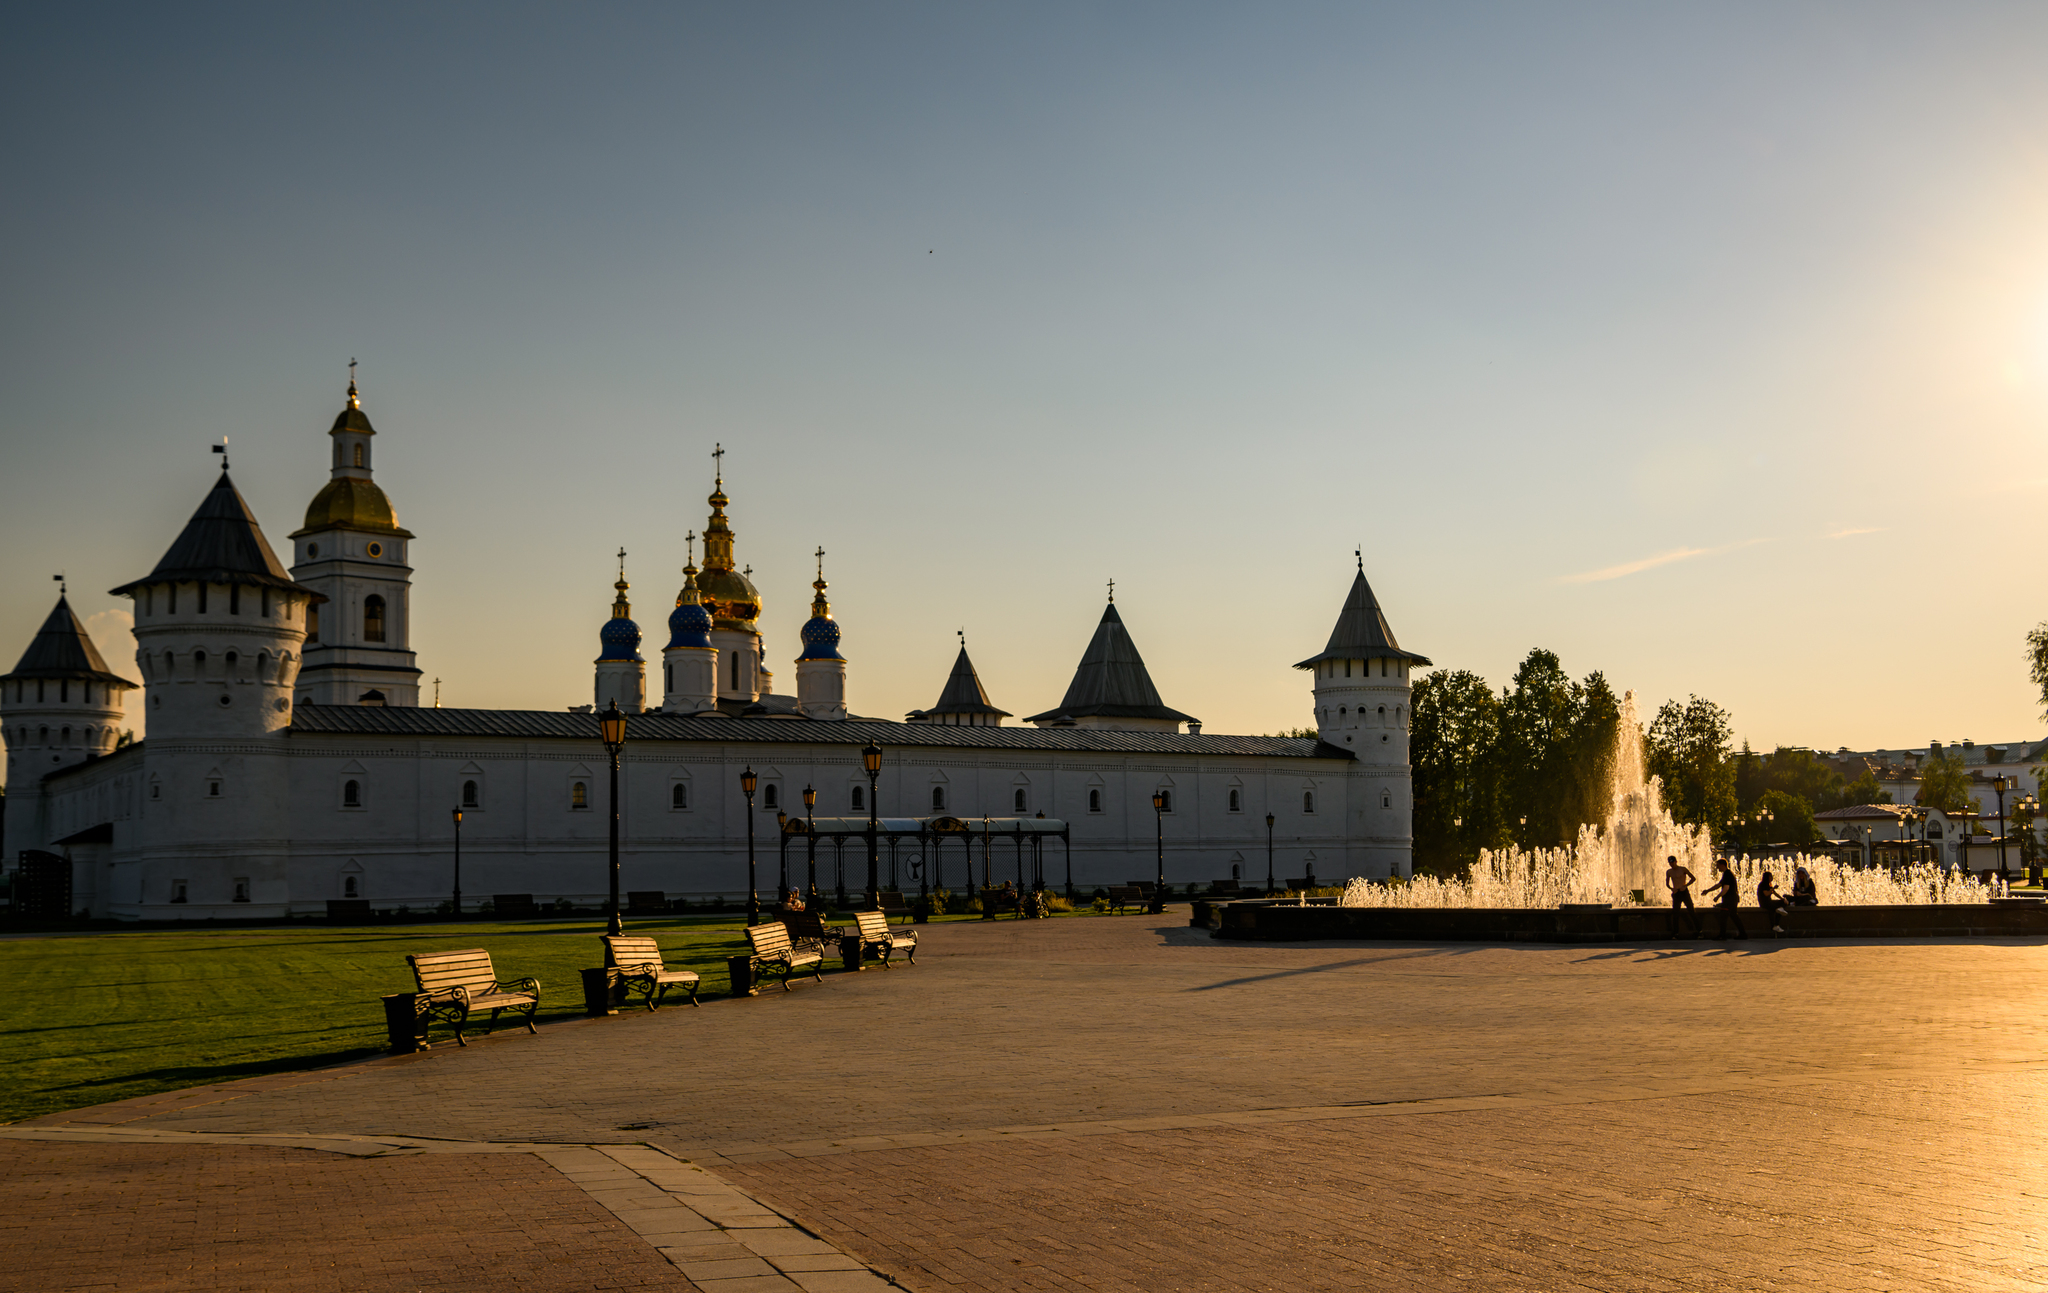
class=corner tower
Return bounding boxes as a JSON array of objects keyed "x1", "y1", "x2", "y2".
[
  {"x1": 1294, "y1": 558, "x2": 1432, "y2": 877},
  {"x1": 288, "y1": 374, "x2": 421, "y2": 707},
  {"x1": 1, "y1": 588, "x2": 138, "y2": 864}
]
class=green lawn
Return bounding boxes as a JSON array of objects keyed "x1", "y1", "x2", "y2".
[
  {"x1": 0, "y1": 916, "x2": 760, "y2": 1125},
  {"x1": 0, "y1": 908, "x2": 1094, "y2": 1126}
]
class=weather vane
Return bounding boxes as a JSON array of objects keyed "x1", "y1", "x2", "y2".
[
  {"x1": 1355, "y1": 545, "x2": 1363, "y2": 573},
  {"x1": 212, "y1": 437, "x2": 229, "y2": 469},
  {"x1": 53, "y1": 572, "x2": 65, "y2": 595}
]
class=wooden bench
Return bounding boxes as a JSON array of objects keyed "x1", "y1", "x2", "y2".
[
  {"x1": 781, "y1": 910, "x2": 846, "y2": 959},
  {"x1": 1105, "y1": 885, "x2": 1145, "y2": 914},
  {"x1": 876, "y1": 890, "x2": 911, "y2": 922},
  {"x1": 854, "y1": 910, "x2": 918, "y2": 968},
  {"x1": 406, "y1": 948, "x2": 540, "y2": 1046},
  {"x1": 602, "y1": 934, "x2": 701, "y2": 1010},
  {"x1": 745, "y1": 921, "x2": 826, "y2": 991}
]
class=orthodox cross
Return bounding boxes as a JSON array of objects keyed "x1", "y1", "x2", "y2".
[
  {"x1": 432, "y1": 677, "x2": 442, "y2": 708},
  {"x1": 685, "y1": 530, "x2": 696, "y2": 567},
  {"x1": 712, "y1": 442, "x2": 724, "y2": 484},
  {"x1": 815, "y1": 546, "x2": 825, "y2": 579},
  {"x1": 1106, "y1": 577, "x2": 1115, "y2": 603},
  {"x1": 617, "y1": 547, "x2": 627, "y2": 580}
]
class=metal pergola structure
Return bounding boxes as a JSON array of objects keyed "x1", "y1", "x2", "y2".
[{"x1": 777, "y1": 814, "x2": 1072, "y2": 912}]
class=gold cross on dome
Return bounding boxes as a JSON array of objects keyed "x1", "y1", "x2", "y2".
[
  {"x1": 1107, "y1": 578, "x2": 1115, "y2": 603},
  {"x1": 712, "y1": 443, "x2": 725, "y2": 483},
  {"x1": 815, "y1": 546, "x2": 825, "y2": 579}
]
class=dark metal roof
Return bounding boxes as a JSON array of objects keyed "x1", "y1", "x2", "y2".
[
  {"x1": 287, "y1": 706, "x2": 1344, "y2": 759},
  {"x1": 1023, "y1": 603, "x2": 1196, "y2": 725},
  {"x1": 109, "y1": 470, "x2": 308, "y2": 597},
  {"x1": 1293, "y1": 569, "x2": 1433, "y2": 670},
  {"x1": 915, "y1": 646, "x2": 1010, "y2": 718},
  {"x1": 3, "y1": 595, "x2": 136, "y2": 688}
]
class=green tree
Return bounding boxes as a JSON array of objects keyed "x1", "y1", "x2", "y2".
[
  {"x1": 1410, "y1": 670, "x2": 1507, "y2": 875},
  {"x1": 2029, "y1": 623, "x2": 2048, "y2": 720},
  {"x1": 1737, "y1": 788, "x2": 1819, "y2": 847},
  {"x1": 1841, "y1": 769, "x2": 1891, "y2": 806},
  {"x1": 1645, "y1": 695, "x2": 1737, "y2": 834},
  {"x1": 1914, "y1": 749, "x2": 1977, "y2": 813}
]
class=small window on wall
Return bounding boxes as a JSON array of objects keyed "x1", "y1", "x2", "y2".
[
  {"x1": 462, "y1": 780, "x2": 479, "y2": 808},
  {"x1": 343, "y1": 875, "x2": 359, "y2": 898},
  {"x1": 1156, "y1": 790, "x2": 1173, "y2": 813},
  {"x1": 171, "y1": 880, "x2": 188, "y2": 904},
  {"x1": 1303, "y1": 791, "x2": 1316, "y2": 813},
  {"x1": 364, "y1": 595, "x2": 387, "y2": 643},
  {"x1": 207, "y1": 779, "x2": 222, "y2": 798},
  {"x1": 232, "y1": 878, "x2": 250, "y2": 903},
  {"x1": 571, "y1": 781, "x2": 589, "y2": 810},
  {"x1": 931, "y1": 786, "x2": 947, "y2": 811},
  {"x1": 763, "y1": 784, "x2": 779, "y2": 810},
  {"x1": 671, "y1": 783, "x2": 689, "y2": 810},
  {"x1": 1228, "y1": 789, "x2": 1242, "y2": 812},
  {"x1": 308, "y1": 604, "x2": 321, "y2": 642},
  {"x1": 342, "y1": 779, "x2": 361, "y2": 808},
  {"x1": 1088, "y1": 788, "x2": 1102, "y2": 813},
  {"x1": 1381, "y1": 791, "x2": 1393, "y2": 809},
  {"x1": 1014, "y1": 788, "x2": 1027, "y2": 813},
  {"x1": 850, "y1": 785, "x2": 865, "y2": 811}
]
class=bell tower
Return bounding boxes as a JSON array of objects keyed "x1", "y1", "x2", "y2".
[{"x1": 289, "y1": 368, "x2": 421, "y2": 707}]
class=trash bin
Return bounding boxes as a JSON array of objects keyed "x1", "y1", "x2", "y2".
[
  {"x1": 728, "y1": 954, "x2": 758, "y2": 997},
  {"x1": 840, "y1": 933, "x2": 864, "y2": 972},
  {"x1": 580, "y1": 966, "x2": 620, "y2": 1017},
  {"x1": 382, "y1": 992, "x2": 428, "y2": 1053}
]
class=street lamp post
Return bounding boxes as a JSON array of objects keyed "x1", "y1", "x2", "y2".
[
  {"x1": 1992, "y1": 774, "x2": 2017, "y2": 880},
  {"x1": 1265, "y1": 812, "x2": 1276, "y2": 895},
  {"x1": 1150, "y1": 791, "x2": 1167, "y2": 914},
  {"x1": 803, "y1": 784, "x2": 819, "y2": 906},
  {"x1": 599, "y1": 701, "x2": 629, "y2": 936},
  {"x1": 740, "y1": 765, "x2": 759, "y2": 926},
  {"x1": 451, "y1": 806, "x2": 464, "y2": 919},
  {"x1": 861, "y1": 742, "x2": 883, "y2": 909}
]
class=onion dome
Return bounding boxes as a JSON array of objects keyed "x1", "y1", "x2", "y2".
[
  {"x1": 796, "y1": 554, "x2": 842, "y2": 661},
  {"x1": 696, "y1": 460, "x2": 762, "y2": 629},
  {"x1": 290, "y1": 376, "x2": 414, "y2": 540},
  {"x1": 666, "y1": 562, "x2": 714, "y2": 650},
  {"x1": 597, "y1": 557, "x2": 643, "y2": 662}
]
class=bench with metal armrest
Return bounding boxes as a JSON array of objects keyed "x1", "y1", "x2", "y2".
[
  {"x1": 745, "y1": 921, "x2": 826, "y2": 991},
  {"x1": 780, "y1": 910, "x2": 847, "y2": 959},
  {"x1": 602, "y1": 934, "x2": 701, "y2": 1010},
  {"x1": 854, "y1": 909, "x2": 918, "y2": 968},
  {"x1": 406, "y1": 948, "x2": 540, "y2": 1046},
  {"x1": 1105, "y1": 885, "x2": 1145, "y2": 914}
]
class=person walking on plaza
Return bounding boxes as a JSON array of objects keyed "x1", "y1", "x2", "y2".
[
  {"x1": 1664, "y1": 854, "x2": 1701, "y2": 938},
  {"x1": 1756, "y1": 869, "x2": 1790, "y2": 935},
  {"x1": 1703, "y1": 858, "x2": 1747, "y2": 940}
]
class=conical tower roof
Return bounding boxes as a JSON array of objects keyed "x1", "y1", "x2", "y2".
[
  {"x1": 111, "y1": 470, "x2": 304, "y2": 597},
  {"x1": 1293, "y1": 567, "x2": 1432, "y2": 670},
  {"x1": 1024, "y1": 602, "x2": 1195, "y2": 725},
  {"x1": 920, "y1": 644, "x2": 1010, "y2": 718},
  {"x1": 2, "y1": 594, "x2": 135, "y2": 688}
]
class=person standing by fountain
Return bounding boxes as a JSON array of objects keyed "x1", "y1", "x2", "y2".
[
  {"x1": 1664, "y1": 855, "x2": 1702, "y2": 939},
  {"x1": 1703, "y1": 859, "x2": 1748, "y2": 940}
]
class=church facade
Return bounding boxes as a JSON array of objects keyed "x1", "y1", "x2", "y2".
[{"x1": 2, "y1": 383, "x2": 1428, "y2": 919}]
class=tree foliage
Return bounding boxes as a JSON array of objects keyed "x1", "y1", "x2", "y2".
[
  {"x1": 1644, "y1": 695, "x2": 1736, "y2": 832},
  {"x1": 2029, "y1": 622, "x2": 2048, "y2": 721},
  {"x1": 1914, "y1": 749, "x2": 1977, "y2": 813}
]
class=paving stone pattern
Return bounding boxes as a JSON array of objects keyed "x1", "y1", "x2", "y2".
[{"x1": 11, "y1": 917, "x2": 2048, "y2": 1291}]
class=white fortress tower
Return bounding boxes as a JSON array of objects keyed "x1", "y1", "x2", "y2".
[
  {"x1": 289, "y1": 375, "x2": 421, "y2": 707},
  {"x1": 1, "y1": 589, "x2": 137, "y2": 864},
  {"x1": 1296, "y1": 559, "x2": 1431, "y2": 877},
  {"x1": 593, "y1": 553, "x2": 646, "y2": 714},
  {"x1": 794, "y1": 551, "x2": 847, "y2": 721},
  {"x1": 696, "y1": 456, "x2": 766, "y2": 710}
]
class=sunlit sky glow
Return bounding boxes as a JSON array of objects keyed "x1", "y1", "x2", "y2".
[{"x1": 5, "y1": 3, "x2": 2047, "y2": 751}]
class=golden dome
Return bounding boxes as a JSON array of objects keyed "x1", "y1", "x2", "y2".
[
  {"x1": 695, "y1": 565, "x2": 760, "y2": 630},
  {"x1": 294, "y1": 477, "x2": 414, "y2": 538}
]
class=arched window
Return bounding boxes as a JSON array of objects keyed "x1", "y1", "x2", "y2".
[
  {"x1": 38, "y1": 726, "x2": 48, "y2": 744},
  {"x1": 1158, "y1": 790, "x2": 1172, "y2": 813},
  {"x1": 671, "y1": 783, "x2": 688, "y2": 810},
  {"x1": 731, "y1": 651, "x2": 741, "y2": 691},
  {"x1": 1088, "y1": 788, "x2": 1102, "y2": 813},
  {"x1": 763, "y1": 784, "x2": 778, "y2": 810},
  {"x1": 308, "y1": 603, "x2": 321, "y2": 642},
  {"x1": 1303, "y1": 791, "x2": 1315, "y2": 813},
  {"x1": 462, "y1": 780, "x2": 478, "y2": 808},
  {"x1": 61, "y1": 726, "x2": 71, "y2": 743},
  {"x1": 572, "y1": 781, "x2": 588, "y2": 809},
  {"x1": 192, "y1": 649, "x2": 206, "y2": 672},
  {"x1": 353, "y1": 443, "x2": 364, "y2": 468},
  {"x1": 1012, "y1": 788, "x2": 1026, "y2": 812},
  {"x1": 257, "y1": 651, "x2": 270, "y2": 681},
  {"x1": 343, "y1": 875, "x2": 358, "y2": 897},
  {"x1": 850, "y1": 785, "x2": 864, "y2": 811},
  {"x1": 224, "y1": 650, "x2": 238, "y2": 673},
  {"x1": 1339, "y1": 706, "x2": 1347, "y2": 716},
  {"x1": 1381, "y1": 791, "x2": 1392, "y2": 809},
  {"x1": 1228, "y1": 789, "x2": 1241, "y2": 812},
  {"x1": 167, "y1": 584, "x2": 178, "y2": 614},
  {"x1": 1377, "y1": 706, "x2": 1386, "y2": 723},
  {"x1": 343, "y1": 780, "x2": 361, "y2": 807},
  {"x1": 931, "y1": 786, "x2": 947, "y2": 811},
  {"x1": 363, "y1": 595, "x2": 386, "y2": 643}
]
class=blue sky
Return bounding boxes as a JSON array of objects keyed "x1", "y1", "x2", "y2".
[{"x1": 5, "y1": 3, "x2": 2047, "y2": 748}]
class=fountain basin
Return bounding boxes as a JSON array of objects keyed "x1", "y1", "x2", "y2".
[{"x1": 1205, "y1": 899, "x2": 2048, "y2": 943}]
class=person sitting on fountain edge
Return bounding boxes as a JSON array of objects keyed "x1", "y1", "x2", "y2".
[
  {"x1": 1703, "y1": 859, "x2": 1748, "y2": 940},
  {"x1": 1790, "y1": 866, "x2": 1819, "y2": 907},
  {"x1": 1664, "y1": 855, "x2": 1701, "y2": 939},
  {"x1": 1756, "y1": 870, "x2": 1790, "y2": 935}
]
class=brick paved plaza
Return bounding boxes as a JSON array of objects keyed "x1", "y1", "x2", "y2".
[{"x1": 5, "y1": 916, "x2": 2045, "y2": 1291}]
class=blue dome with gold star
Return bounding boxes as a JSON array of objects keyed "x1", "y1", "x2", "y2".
[
  {"x1": 796, "y1": 566, "x2": 842, "y2": 661},
  {"x1": 667, "y1": 592, "x2": 712, "y2": 650},
  {"x1": 597, "y1": 570, "x2": 643, "y2": 661}
]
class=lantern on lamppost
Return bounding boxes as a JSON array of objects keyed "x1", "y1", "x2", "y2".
[
  {"x1": 1150, "y1": 790, "x2": 1167, "y2": 914},
  {"x1": 803, "y1": 783, "x2": 819, "y2": 906},
  {"x1": 598, "y1": 700, "x2": 629, "y2": 935},
  {"x1": 451, "y1": 806, "x2": 464, "y2": 920},
  {"x1": 740, "y1": 765, "x2": 760, "y2": 926}
]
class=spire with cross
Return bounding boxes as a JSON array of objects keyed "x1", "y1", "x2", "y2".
[
  {"x1": 347, "y1": 357, "x2": 360, "y2": 408},
  {"x1": 1107, "y1": 577, "x2": 1115, "y2": 603},
  {"x1": 712, "y1": 442, "x2": 724, "y2": 487}
]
